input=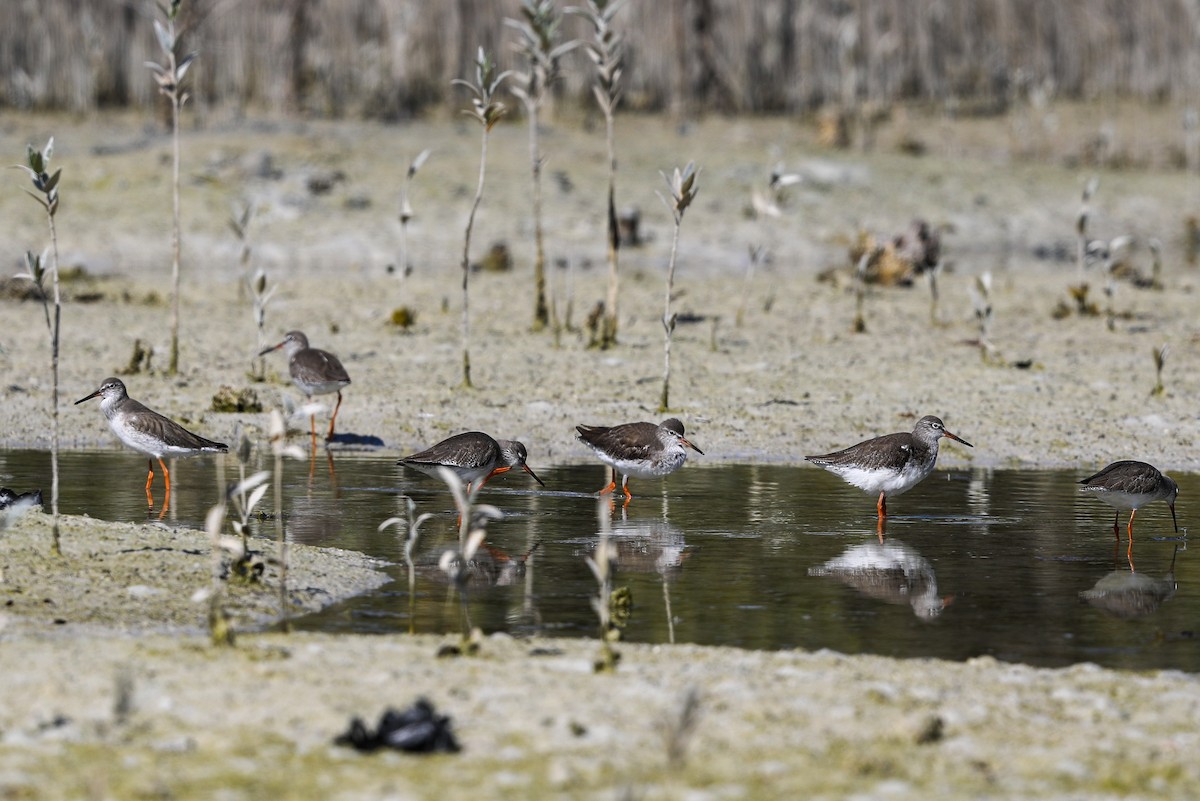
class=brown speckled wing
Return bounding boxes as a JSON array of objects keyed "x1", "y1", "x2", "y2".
[
  {"x1": 291, "y1": 348, "x2": 351, "y2": 385},
  {"x1": 1080, "y1": 461, "x2": 1160, "y2": 494},
  {"x1": 576, "y1": 422, "x2": 661, "y2": 462},
  {"x1": 806, "y1": 432, "x2": 917, "y2": 473},
  {"x1": 124, "y1": 399, "x2": 228, "y2": 451},
  {"x1": 401, "y1": 432, "x2": 498, "y2": 470}
]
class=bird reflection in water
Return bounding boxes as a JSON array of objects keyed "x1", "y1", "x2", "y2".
[
  {"x1": 808, "y1": 538, "x2": 951, "y2": 621},
  {"x1": 603, "y1": 516, "x2": 689, "y2": 643},
  {"x1": 1080, "y1": 546, "x2": 1179, "y2": 620}
]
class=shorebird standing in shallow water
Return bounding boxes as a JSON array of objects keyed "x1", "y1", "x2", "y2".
[
  {"x1": 575, "y1": 418, "x2": 703, "y2": 504},
  {"x1": 259, "y1": 330, "x2": 351, "y2": 448},
  {"x1": 398, "y1": 432, "x2": 545, "y2": 495},
  {"x1": 1079, "y1": 460, "x2": 1178, "y2": 539},
  {"x1": 75, "y1": 377, "x2": 227, "y2": 509},
  {"x1": 805, "y1": 415, "x2": 972, "y2": 530}
]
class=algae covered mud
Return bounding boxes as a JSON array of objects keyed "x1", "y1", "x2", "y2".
[{"x1": 1, "y1": 107, "x2": 1200, "y2": 798}]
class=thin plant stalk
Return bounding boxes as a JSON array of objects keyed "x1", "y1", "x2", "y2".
[
  {"x1": 600, "y1": 89, "x2": 619, "y2": 347},
  {"x1": 853, "y1": 248, "x2": 877, "y2": 333},
  {"x1": 14, "y1": 138, "x2": 63, "y2": 554},
  {"x1": 461, "y1": 133, "x2": 487, "y2": 388},
  {"x1": 656, "y1": 161, "x2": 699, "y2": 413},
  {"x1": 528, "y1": 109, "x2": 549, "y2": 330},
  {"x1": 146, "y1": 6, "x2": 197, "y2": 375},
  {"x1": 1075, "y1": 176, "x2": 1098, "y2": 292},
  {"x1": 247, "y1": 268, "x2": 275, "y2": 381},
  {"x1": 46, "y1": 222, "x2": 61, "y2": 552},
  {"x1": 1151, "y1": 344, "x2": 1169, "y2": 396},
  {"x1": 660, "y1": 220, "x2": 681, "y2": 411},
  {"x1": 571, "y1": 0, "x2": 628, "y2": 348},
  {"x1": 398, "y1": 148, "x2": 430, "y2": 307},
  {"x1": 268, "y1": 409, "x2": 305, "y2": 631},
  {"x1": 506, "y1": 0, "x2": 576, "y2": 331},
  {"x1": 169, "y1": 82, "x2": 181, "y2": 373},
  {"x1": 204, "y1": 501, "x2": 234, "y2": 646},
  {"x1": 452, "y1": 48, "x2": 510, "y2": 389}
]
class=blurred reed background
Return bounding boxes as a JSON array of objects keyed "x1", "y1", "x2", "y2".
[{"x1": 4, "y1": 1, "x2": 1199, "y2": 120}]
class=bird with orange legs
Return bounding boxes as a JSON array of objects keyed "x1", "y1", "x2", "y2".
[
  {"x1": 575, "y1": 418, "x2": 703, "y2": 505},
  {"x1": 806, "y1": 415, "x2": 972, "y2": 537},
  {"x1": 259, "y1": 330, "x2": 351, "y2": 449},
  {"x1": 1079, "y1": 460, "x2": 1178, "y2": 550},
  {"x1": 75, "y1": 377, "x2": 227, "y2": 511},
  {"x1": 398, "y1": 431, "x2": 545, "y2": 495}
]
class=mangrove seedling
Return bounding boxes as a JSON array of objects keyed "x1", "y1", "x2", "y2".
[
  {"x1": 656, "y1": 161, "x2": 700, "y2": 412},
  {"x1": 852, "y1": 245, "x2": 881, "y2": 333},
  {"x1": 1148, "y1": 237, "x2": 1164, "y2": 290},
  {"x1": 1076, "y1": 176, "x2": 1098, "y2": 285},
  {"x1": 13, "y1": 137, "x2": 63, "y2": 554},
  {"x1": 246, "y1": 268, "x2": 275, "y2": 381},
  {"x1": 437, "y1": 466, "x2": 502, "y2": 653},
  {"x1": 452, "y1": 48, "x2": 510, "y2": 388},
  {"x1": 506, "y1": 0, "x2": 577, "y2": 331},
  {"x1": 1151, "y1": 344, "x2": 1169, "y2": 397},
  {"x1": 267, "y1": 408, "x2": 306, "y2": 629},
  {"x1": 229, "y1": 202, "x2": 254, "y2": 277},
  {"x1": 146, "y1": 1, "x2": 197, "y2": 375},
  {"x1": 1066, "y1": 175, "x2": 1099, "y2": 315},
  {"x1": 200, "y1": 502, "x2": 235, "y2": 646},
  {"x1": 970, "y1": 271, "x2": 999, "y2": 364},
  {"x1": 379, "y1": 496, "x2": 435, "y2": 635},
  {"x1": 395, "y1": 148, "x2": 431, "y2": 328},
  {"x1": 226, "y1": 446, "x2": 270, "y2": 583},
  {"x1": 569, "y1": 0, "x2": 627, "y2": 348}
]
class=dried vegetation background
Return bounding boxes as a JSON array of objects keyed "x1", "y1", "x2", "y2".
[{"x1": 6, "y1": 1, "x2": 1200, "y2": 117}]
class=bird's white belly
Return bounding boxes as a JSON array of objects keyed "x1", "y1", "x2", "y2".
[
  {"x1": 295, "y1": 378, "x2": 346, "y2": 397},
  {"x1": 109, "y1": 417, "x2": 165, "y2": 458},
  {"x1": 1082, "y1": 488, "x2": 1158, "y2": 511},
  {"x1": 598, "y1": 449, "x2": 686, "y2": 479},
  {"x1": 830, "y1": 461, "x2": 932, "y2": 497}
]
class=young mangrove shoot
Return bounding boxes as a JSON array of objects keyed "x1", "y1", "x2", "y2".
[
  {"x1": 507, "y1": 0, "x2": 577, "y2": 331},
  {"x1": 146, "y1": 1, "x2": 198, "y2": 375},
  {"x1": 452, "y1": 48, "x2": 510, "y2": 388},
  {"x1": 656, "y1": 161, "x2": 700, "y2": 412},
  {"x1": 13, "y1": 138, "x2": 63, "y2": 554}
]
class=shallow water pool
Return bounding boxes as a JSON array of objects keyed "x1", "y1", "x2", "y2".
[{"x1": 1, "y1": 449, "x2": 1193, "y2": 672}]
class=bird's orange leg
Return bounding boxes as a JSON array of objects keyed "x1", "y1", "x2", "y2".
[
  {"x1": 1126, "y1": 509, "x2": 1138, "y2": 539},
  {"x1": 144, "y1": 459, "x2": 155, "y2": 507},
  {"x1": 309, "y1": 413, "x2": 319, "y2": 452},
  {"x1": 620, "y1": 477, "x2": 632, "y2": 507},
  {"x1": 877, "y1": 492, "x2": 888, "y2": 519},
  {"x1": 1112, "y1": 512, "x2": 1120, "y2": 539},
  {"x1": 476, "y1": 466, "x2": 512, "y2": 494},
  {"x1": 876, "y1": 515, "x2": 886, "y2": 543},
  {"x1": 158, "y1": 458, "x2": 172, "y2": 519},
  {"x1": 597, "y1": 480, "x2": 617, "y2": 496},
  {"x1": 326, "y1": 391, "x2": 343, "y2": 442}
]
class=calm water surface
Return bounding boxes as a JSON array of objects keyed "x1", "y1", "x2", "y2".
[{"x1": 2, "y1": 449, "x2": 1194, "y2": 672}]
